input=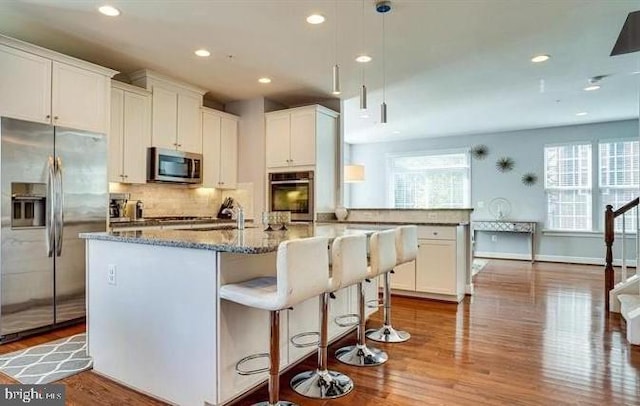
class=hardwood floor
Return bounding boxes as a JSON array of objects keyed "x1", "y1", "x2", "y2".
[{"x1": 1, "y1": 260, "x2": 638, "y2": 405}]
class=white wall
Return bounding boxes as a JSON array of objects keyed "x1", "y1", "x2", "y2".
[{"x1": 349, "y1": 119, "x2": 639, "y2": 264}]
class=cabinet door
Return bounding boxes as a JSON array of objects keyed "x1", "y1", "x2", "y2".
[
  {"x1": 391, "y1": 260, "x2": 416, "y2": 291},
  {"x1": 52, "y1": 61, "x2": 108, "y2": 133},
  {"x1": 328, "y1": 286, "x2": 351, "y2": 340},
  {"x1": 265, "y1": 114, "x2": 291, "y2": 168},
  {"x1": 151, "y1": 87, "x2": 178, "y2": 150},
  {"x1": 177, "y1": 93, "x2": 202, "y2": 154},
  {"x1": 201, "y1": 111, "x2": 222, "y2": 188},
  {"x1": 416, "y1": 239, "x2": 457, "y2": 295},
  {"x1": 0, "y1": 45, "x2": 51, "y2": 124},
  {"x1": 122, "y1": 91, "x2": 151, "y2": 184},
  {"x1": 289, "y1": 109, "x2": 316, "y2": 166},
  {"x1": 287, "y1": 296, "x2": 320, "y2": 364},
  {"x1": 108, "y1": 88, "x2": 124, "y2": 182},
  {"x1": 219, "y1": 117, "x2": 238, "y2": 189}
]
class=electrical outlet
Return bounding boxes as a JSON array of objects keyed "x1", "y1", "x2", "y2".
[
  {"x1": 491, "y1": 235, "x2": 498, "y2": 242},
  {"x1": 477, "y1": 201, "x2": 485, "y2": 208},
  {"x1": 108, "y1": 264, "x2": 117, "y2": 286}
]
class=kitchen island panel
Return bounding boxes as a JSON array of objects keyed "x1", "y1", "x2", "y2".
[{"x1": 87, "y1": 240, "x2": 217, "y2": 406}]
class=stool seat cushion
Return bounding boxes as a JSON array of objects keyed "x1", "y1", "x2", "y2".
[{"x1": 220, "y1": 277, "x2": 280, "y2": 310}]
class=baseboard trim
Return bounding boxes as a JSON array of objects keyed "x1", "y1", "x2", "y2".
[{"x1": 475, "y1": 251, "x2": 637, "y2": 267}]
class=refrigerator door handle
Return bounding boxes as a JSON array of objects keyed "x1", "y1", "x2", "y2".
[
  {"x1": 55, "y1": 156, "x2": 64, "y2": 257},
  {"x1": 46, "y1": 156, "x2": 55, "y2": 257}
]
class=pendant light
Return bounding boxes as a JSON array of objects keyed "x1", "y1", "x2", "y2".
[
  {"x1": 332, "y1": 0, "x2": 341, "y2": 95},
  {"x1": 359, "y1": 0, "x2": 368, "y2": 110},
  {"x1": 377, "y1": 1, "x2": 391, "y2": 123}
]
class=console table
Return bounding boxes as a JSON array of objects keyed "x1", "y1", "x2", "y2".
[{"x1": 471, "y1": 220, "x2": 536, "y2": 263}]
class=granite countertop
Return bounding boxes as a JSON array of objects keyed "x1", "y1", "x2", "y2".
[
  {"x1": 109, "y1": 217, "x2": 236, "y2": 228},
  {"x1": 80, "y1": 224, "x2": 385, "y2": 254},
  {"x1": 317, "y1": 220, "x2": 469, "y2": 226}
]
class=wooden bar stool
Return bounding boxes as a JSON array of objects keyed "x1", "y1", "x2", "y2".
[
  {"x1": 334, "y1": 233, "x2": 389, "y2": 367},
  {"x1": 289, "y1": 234, "x2": 357, "y2": 399},
  {"x1": 366, "y1": 228, "x2": 412, "y2": 343},
  {"x1": 220, "y1": 236, "x2": 331, "y2": 406}
]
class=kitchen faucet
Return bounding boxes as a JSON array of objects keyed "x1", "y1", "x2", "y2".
[{"x1": 222, "y1": 203, "x2": 245, "y2": 230}]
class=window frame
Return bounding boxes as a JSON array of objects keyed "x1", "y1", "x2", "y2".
[{"x1": 385, "y1": 148, "x2": 471, "y2": 209}]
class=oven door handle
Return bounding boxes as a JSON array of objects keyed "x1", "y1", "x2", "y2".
[{"x1": 270, "y1": 180, "x2": 310, "y2": 185}]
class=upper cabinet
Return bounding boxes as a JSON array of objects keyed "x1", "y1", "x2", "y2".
[
  {"x1": 109, "y1": 82, "x2": 151, "y2": 184},
  {"x1": 130, "y1": 69, "x2": 205, "y2": 154},
  {"x1": 202, "y1": 108, "x2": 238, "y2": 189},
  {"x1": 265, "y1": 106, "x2": 331, "y2": 169},
  {"x1": 0, "y1": 35, "x2": 117, "y2": 133}
]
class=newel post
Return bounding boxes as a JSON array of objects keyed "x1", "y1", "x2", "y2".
[{"x1": 604, "y1": 205, "x2": 615, "y2": 312}]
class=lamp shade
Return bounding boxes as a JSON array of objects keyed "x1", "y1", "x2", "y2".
[{"x1": 344, "y1": 164, "x2": 365, "y2": 183}]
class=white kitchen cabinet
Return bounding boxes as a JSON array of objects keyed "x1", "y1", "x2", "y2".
[
  {"x1": 265, "y1": 105, "x2": 336, "y2": 169},
  {"x1": 0, "y1": 37, "x2": 116, "y2": 133},
  {"x1": 130, "y1": 69, "x2": 206, "y2": 154},
  {"x1": 0, "y1": 45, "x2": 51, "y2": 124},
  {"x1": 388, "y1": 225, "x2": 468, "y2": 303},
  {"x1": 51, "y1": 61, "x2": 110, "y2": 133},
  {"x1": 202, "y1": 108, "x2": 238, "y2": 189},
  {"x1": 151, "y1": 87, "x2": 178, "y2": 150},
  {"x1": 390, "y1": 260, "x2": 416, "y2": 291},
  {"x1": 109, "y1": 82, "x2": 151, "y2": 184}
]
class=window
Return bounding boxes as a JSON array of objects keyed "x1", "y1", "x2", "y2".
[
  {"x1": 389, "y1": 151, "x2": 470, "y2": 208},
  {"x1": 544, "y1": 144, "x2": 592, "y2": 231},
  {"x1": 599, "y1": 140, "x2": 639, "y2": 232}
]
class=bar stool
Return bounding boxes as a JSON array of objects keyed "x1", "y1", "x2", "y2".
[
  {"x1": 366, "y1": 228, "x2": 412, "y2": 343},
  {"x1": 334, "y1": 233, "x2": 389, "y2": 367},
  {"x1": 220, "y1": 236, "x2": 331, "y2": 406},
  {"x1": 289, "y1": 234, "x2": 357, "y2": 399}
]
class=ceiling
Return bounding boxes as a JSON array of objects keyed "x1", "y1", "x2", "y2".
[{"x1": 0, "y1": 0, "x2": 639, "y2": 143}]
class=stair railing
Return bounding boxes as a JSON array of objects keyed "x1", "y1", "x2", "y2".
[{"x1": 604, "y1": 197, "x2": 639, "y2": 311}]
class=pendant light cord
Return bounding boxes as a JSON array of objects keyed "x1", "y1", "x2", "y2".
[
  {"x1": 382, "y1": 12, "x2": 386, "y2": 103},
  {"x1": 335, "y1": 0, "x2": 338, "y2": 65},
  {"x1": 361, "y1": 0, "x2": 365, "y2": 85}
]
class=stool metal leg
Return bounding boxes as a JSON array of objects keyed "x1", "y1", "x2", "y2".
[
  {"x1": 290, "y1": 293, "x2": 354, "y2": 399},
  {"x1": 335, "y1": 282, "x2": 388, "y2": 366},
  {"x1": 366, "y1": 271, "x2": 411, "y2": 343},
  {"x1": 255, "y1": 311, "x2": 297, "y2": 406}
]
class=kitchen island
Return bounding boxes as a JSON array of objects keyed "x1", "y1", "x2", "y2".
[{"x1": 81, "y1": 224, "x2": 381, "y2": 406}]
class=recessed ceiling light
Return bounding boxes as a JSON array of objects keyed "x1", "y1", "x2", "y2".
[
  {"x1": 360, "y1": 113, "x2": 370, "y2": 118},
  {"x1": 393, "y1": 130, "x2": 400, "y2": 134},
  {"x1": 258, "y1": 77, "x2": 272, "y2": 84},
  {"x1": 194, "y1": 49, "x2": 210, "y2": 57},
  {"x1": 306, "y1": 14, "x2": 325, "y2": 24},
  {"x1": 356, "y1": 55, "x2": 372, "y2": 63},
  {"x1": 584, "y1": 85, "x2": 600, "y2": 91},
  {"x1": 531, "y1": 54, "x2": 550, "y2": 63},
  {"x1": 576, "y1": 112, "x2": 588, "y2": 116},
  {"x1": 98, "y1": 5, "x2": 120, "y2": 16}
]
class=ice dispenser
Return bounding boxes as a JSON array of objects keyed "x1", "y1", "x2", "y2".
[{"x1": 11, "y1": 182, "x2": 46, "y2": 228}]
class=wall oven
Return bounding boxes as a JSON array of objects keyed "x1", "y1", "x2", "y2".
[
  {"x1": 268, "y1": 171, "x2": 314, "y2": 222},
  {"x1": 147, "y1": 147, "x2": 202, "y2": 184}
]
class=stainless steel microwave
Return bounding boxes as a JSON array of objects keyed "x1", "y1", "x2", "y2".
[{"x1": 147, "y1": 147, "x2": 202, "y2": 184}]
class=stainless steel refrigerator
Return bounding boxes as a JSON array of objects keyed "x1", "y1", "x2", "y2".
[{"x1": 0, "y1": 117, "x2": 107, "y2": 342}]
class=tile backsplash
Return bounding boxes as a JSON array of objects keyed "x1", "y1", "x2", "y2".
[
  {"x1": 109, "y1": 183, "x2": 221, "y2": 218},
  {"x1": 109, "y1": 182, "x2": 256, "y2": 219}
]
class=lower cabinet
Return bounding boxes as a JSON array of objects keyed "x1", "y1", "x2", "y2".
[{"x1": 389, "y1": 225, "x2": 468, "y2": 302}]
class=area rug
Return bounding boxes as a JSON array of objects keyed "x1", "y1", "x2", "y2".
[
  {"x1": 0, "y1": 333, "x2": 92, "y2": 384},
  {"x1": 472, "y1": 258, "x2": 489, "y2": 276}
]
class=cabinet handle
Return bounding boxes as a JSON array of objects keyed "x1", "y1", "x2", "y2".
[
  {"x1": 124, "y1": 175, "x2": 128, "y2": 178},
  {"x1": 53, "y1": 116, "x2": 59, "y2": 120},
  {"x1": 46, "y1": 115, "x2": 51, "y2": 119}
]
